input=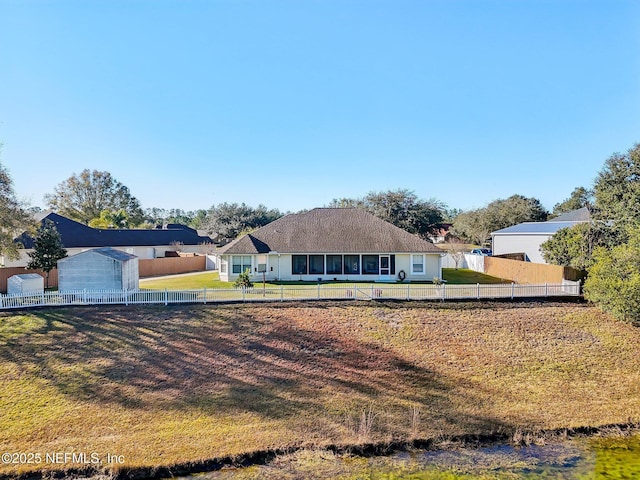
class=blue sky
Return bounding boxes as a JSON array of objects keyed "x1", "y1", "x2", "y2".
[{"x1": 1, "y1": 0, "x2": 639, "y2": 214}]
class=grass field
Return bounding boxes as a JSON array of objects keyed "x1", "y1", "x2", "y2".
[{"x1": 1, "y1": 301, "x2": 639, "y2": 476}]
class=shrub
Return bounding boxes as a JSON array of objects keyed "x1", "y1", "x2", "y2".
[
  {"x1": 233, "y1": 268, "x2": 254, "y2": 289},
  {"x1": 584, "y1": 226, "x2": 640, "y2": 323}
]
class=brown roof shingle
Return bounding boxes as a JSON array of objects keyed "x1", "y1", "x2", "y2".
[{"x1": 219, "y1": 208, "x2": 441, "y2": 254}]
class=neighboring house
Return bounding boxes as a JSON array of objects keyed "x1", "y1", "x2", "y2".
[
  {"x1": 491, "y1": 207, "x2": 591, "y2": 264},
  {"x1": 58, "y1": 247, "x2": 139, "y2": 291},
  {"x1": 217, "y1": 208, "x2": 443, "y2": 282},
  {"x1": 3, "y1": 211, "x2": 213, "y2": 268},
  {"x1": 427, "y1": 223, "x2": 452, "y2": 244}
]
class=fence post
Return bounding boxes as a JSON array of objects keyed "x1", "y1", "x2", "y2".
[
  {"x1": 124, "y1": 289, "x2": 128, "y2": 306},
  {"x1": 477, "y1": 283, "x2": 480, "y2": 300},
  {"x1": 0, "y1": 294, "x2": 3, "y2": 309},
  {"x1": 318, "y1": 283, "x2": 321, "y2": 300},
  {"x1": 511, "y1": 282, "x2": 515, "y2": 299},
  {"x1": 354, "y1": 283, "x2": 358, "y2": 300},
  {"x1": 545, "y1": 283, "x2": 548, "y2": 297},
  {"x1": 204, "y1": 287, "x2": 207, "y2": 304},
  {"x1": 280, "y1": 284, "x2": 284, "y2": 302},
  {"x1": 407, "y1": 283, "x2": 410, "y2": 301},
  {"x1": 83, "y1": 289, "x2": 87, "y2": 304},
  {"x1": 242, "y1": 287, "x2": 246, "y2": 302},
  {"x1": 442, "y1": 283, "x2": 446, "y2": 301},
  {"x1": 164, "y1": 288, "x2": 168, "y2": 306}
]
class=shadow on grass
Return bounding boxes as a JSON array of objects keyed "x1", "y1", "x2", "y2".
[{"x1": 0, "y1": 303, "x2": 515, "y2": 439}]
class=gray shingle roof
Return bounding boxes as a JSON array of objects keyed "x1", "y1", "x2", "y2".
[
  {"x1": 551, "y1": 207, "x2": 591, "y2": 222},
  {"x1": 219, "y1": 208, "x2": 441, "y2": 254}
]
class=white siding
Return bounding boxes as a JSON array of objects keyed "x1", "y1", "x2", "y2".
[{"x1": 492, "y1": 234, "x2": 551, "y2": 264}]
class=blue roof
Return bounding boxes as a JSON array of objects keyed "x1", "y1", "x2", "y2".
[{"x1": 492, "y1": 221, "x2": 585, "y2": 235}]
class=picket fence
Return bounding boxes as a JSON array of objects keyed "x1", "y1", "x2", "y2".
[{"x1": 0, "y1": 281, "x2": 581, "y2": 310}]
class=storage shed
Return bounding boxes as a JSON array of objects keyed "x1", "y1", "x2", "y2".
[
  {"x1": 58, "y1": 248, "x2": 139, "y2": 292},
  {"x1": 7, "y1": 274, "x2": 44, "y2": 295}
]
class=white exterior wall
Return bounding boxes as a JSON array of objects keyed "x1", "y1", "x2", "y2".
[
  {"x1": 59, "y1": 253, "x2": 139, "y2": 291},
  {"x1": 492, "y1": 234, "x2": 551, "y2": 264},
  {"x1": 219, "y1": 253, "x2": 442, "y2": 282},
  {"x1": 7, "y1": 274, "x2": 44, "y2": 295}
]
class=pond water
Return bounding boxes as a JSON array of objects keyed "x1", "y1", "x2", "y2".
[{"x1": 178, "y1": 433, "x2": 640, "y2": 479}]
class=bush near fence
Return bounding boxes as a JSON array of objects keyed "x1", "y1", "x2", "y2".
[{"x1": 0, "y1": 256, "x2": 208, "y2": 293}]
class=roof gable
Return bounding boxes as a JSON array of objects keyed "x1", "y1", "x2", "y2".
[{"x1": 220, "y1": 208, "x2": 441, "y2": 254}]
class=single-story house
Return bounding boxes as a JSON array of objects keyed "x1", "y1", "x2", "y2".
[
  {"x1": 3, "y1": 211, "x2": 213, "y2": 268},
  {"x1": 491, "y1": 207, "x2": 591, "y2": 264},
  {"x1": 427, "y1": 223, "x2": 452, "y2": 244},
  {"x1": 58, "y1": 247, "x2": 139, "y2": 291},
  {"x1": 217, "y1": 208, "x2": 443, "y2": 282}
]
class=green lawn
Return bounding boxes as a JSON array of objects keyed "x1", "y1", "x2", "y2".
[
  {"x1": 139, "y1": 271, "x2": 231, "y2": 289},
  {"x1": 442, "y1": 268, "x2": 508, "y2": 284},
  {"x1": 138, "y1": 269, "x2": 507, "y2": 291}
]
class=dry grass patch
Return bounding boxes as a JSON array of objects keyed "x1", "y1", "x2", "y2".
[{"x1": 1, "y1": 301, "x2": 640, "y2": 475}]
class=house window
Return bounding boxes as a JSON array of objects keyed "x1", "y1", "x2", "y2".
[
  {"x1": 221, "y1": 259, "x2": 227, "y2": 274},
  {"x1": 232, "y1": 255, "x2": 252, "y2": 274},
  {"x1": 344, "y1": 255, "x2": 360, "y2": 275},
  {"x1": 362, "y1": 255, "x2": 379, "y2": 274},
  {"x1": 292, "y1": 255, "x2": 308, "y2": 275},
  {"x1": 309, "y1": 255, "x2": 324, "y2": 274},
  {"x1": 326, "y1": 255, "x2": 342, "y2": 275},
  {"x1": 411, "y1": 254, "x2": 425, "y2": 274}
]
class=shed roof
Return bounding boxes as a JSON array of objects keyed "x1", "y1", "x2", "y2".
[
  {"x1": 220, "y1": 208, "x2": 441, "y2": 254},
  {"x1": 59, "y1": 247, "x2": 137, "y2": 264},
  {"x1": 9, "y1": 274, "x2": 43, "y2": 281}
]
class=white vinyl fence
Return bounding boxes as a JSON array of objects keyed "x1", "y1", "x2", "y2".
[
  {"x1": 0, "y1": 281, "x2": 581, "y2": 310},
  {"x1": 441, "y1": 253, "x2": 485, "y2": 271}
]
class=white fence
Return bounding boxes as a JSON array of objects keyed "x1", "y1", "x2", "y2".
[
  {"x1": 441, "y1": 253, "x2": 485, "y2": 272},
  {"x1": 0, "y1": 281, "x2": 581, "y2": 310}
]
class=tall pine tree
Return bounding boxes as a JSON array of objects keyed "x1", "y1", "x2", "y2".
[{"x1": 27, "y1": 220, "x2": 67, "y2": 288}]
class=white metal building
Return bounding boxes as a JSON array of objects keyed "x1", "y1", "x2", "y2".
[
  {"x1": 7, "y1": 274, "x2": 44, "y2": 295},
  {"x1": 491, "y1": 208, "x2": 591, "y2": 264},
  {"x1": 58, "y1": 248, "x2": 139, "y2": 291}
]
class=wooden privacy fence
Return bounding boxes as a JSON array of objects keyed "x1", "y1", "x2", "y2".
[
  {"x1": 0, "y1": 267, "x2": 59, "y2": 292},
  {"x1": 0, "y1": 257, "x2": 207, "y2": 293},
  {"x1": 138, "y1": 256, "x2": 206, "y2": 278},
  {"x1": 0, "y1": 281, "x2": 581, "y2": 310},
  {"x1": 484, "y1": 257, "x2": 584, "y2": 284}
]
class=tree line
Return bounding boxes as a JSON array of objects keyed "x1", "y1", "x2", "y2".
[{"x1": 1, "y1": 143, "x2": 639, "y2": 323}]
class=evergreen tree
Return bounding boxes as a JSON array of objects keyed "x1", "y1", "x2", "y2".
[{"x1": 27, "y1": 220, "x2": 67, "y2": 288}]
